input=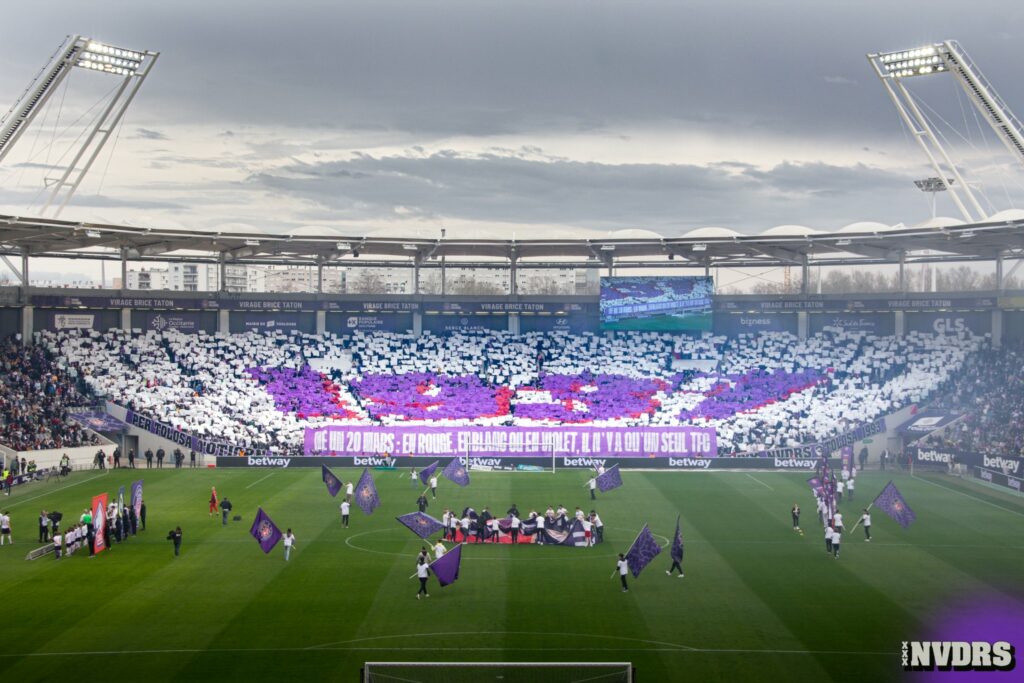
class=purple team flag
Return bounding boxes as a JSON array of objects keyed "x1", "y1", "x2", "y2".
[
  {"x1": 429, "y1": 542, "x2": 463, "y2": 587},
  {"x1": 441, "y1": 458, "x2": 470, "y2": 487},
  {"x1": 670, "y1": 516, "x2": 684, "y2": 564},
  {"x1": 321, "y1": 464, "x2": 343, "y2": 498},
  {"x1": 873, "y1": 481, "x2": 916, "y2": 529},
  {"x1": 419, "y1": 460, "x2": 440, "y2": 486},
  {"x1": 249, "y1": 507, "x2": 283, "y2": 554},
  {"x1": 624, "y1": 523, "x2": 662, "y2": 578},
  {"x1": 354, "y1": 467, "x2": 380, "y2": 515},
  {"x1": 131, "y1": 480, "x2": 143, "y2": 521},
  {"x1": 397, "y1": 511, "x2": 446, "y2": 539},
  {"x1": 595, "y1": 464, "x2": 623, "y2": 493}
]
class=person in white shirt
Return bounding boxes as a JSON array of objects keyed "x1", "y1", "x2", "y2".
[
  {"x1": 587, "y1": 477, "x2": 597, "y2": 500},
  {"x1": 340, "y1": 501, "x2": 351, "y2": 528},
  {"x1": 489, "y1": 516, "x2": 501, "y2": 543},
  {"x1": 53, "y1": 531, "x2": 63, "y2": 559},
  {"x1": 833, "y1": 511, "x2": 844, "y2": 534},
  {"x1": 345, "y1": 481, "x2": 354, "y2": 503},
  {"x1": 860, "y1": 509, "x2": 872, "y2": 541},
  {"x1": 283, "y1": 529, "x2": 296, "y2": 561},
  {"x1": 575, "y1": 507, "x2": 585, "y2": 522},
  {"x1": 415, "y1": 557, "x2": 430, "y2": 599},
  {"x1": 509, "y1": 515, "x2": 521, "y2": 544},
  {"x1": 831, "y1": 526, "x2": 842, "y2": 559},
  {"x1": 581, "y1": 517, "x2": 593, "y2": 547},
  {"x1": 616, "y1": 554, "x2": 629, "y2": 592},
  {"x1": 825, "y1": 525, "x2": 834, "y2": 554},
  {"x1": 429, "y1": 476, "x2": 438, "y2": 500},
  {"x1": 597, "y1": 465, "x2": 606, "y2": 476},
  {"x1": 460, "y1": 516, "x2": 471, "y2": 543},
  {"x1": 591, "y1": 512, "x2": 604, "y2": 544},
  {"x1": 441, "y1": 510, "x2": 451, "y2": 539},
  {"x1": 836, "y1": 480, "x2": 845, "y2": 503},
  {"x1": 846, "y1": 478, "x2": 855, "y2": 502},
  {"x1": 433, "y1": 540, "x2": 446, "y2": 560},
  {"x1": 535, "y1": 512, "x2": 546, "y2": 545},
  {"x1": 448, "y1": 512, "x2": 459, "y2": 541},
  {"x1": 0, "y1": 512, "x2": 11, "y2": 545},
  {"x1": 410, "y1": 469, "x2": 418, "y2": 489}
]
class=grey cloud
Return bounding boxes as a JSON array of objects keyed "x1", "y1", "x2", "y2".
[
  {"x1": 248, "y1": 150, "x2": 950, "y2": 232},
  {"x1": 133, "y1": 128, "x2": 169, "y2": 140}
]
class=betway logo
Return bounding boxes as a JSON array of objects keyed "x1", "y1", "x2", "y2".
[
  {"x1": 983, "y1": 455, "x2": 1021, "y2": 475},
  {"x1": 471, "y1": 458, "x2": 503, "y2": 467},
  {"x1": 246, "y1": 456, "x2": 291, "y2": 468},
  {"x1": 561, "y1": 457, "x2": 607, "y2": 468},
  {"x1": 774, "y1": 458, "x2": 817, "y2": 469},
  {"x1": 918, "y1": 450, "x2": 952, "y2": 464},
  {"x1": 353, "y1": 456, "x2": 388, "y2": 467},
  {"x1": 903, "y1": 640, "x2": 1015, "y2": 672},
  {"x1": 668, "y1": 458, "x2": 712, "y2": 469}
]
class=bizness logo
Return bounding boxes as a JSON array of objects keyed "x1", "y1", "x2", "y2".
[{"x1": 902, "y1": 640, "x2": 1015, "y2": 672}]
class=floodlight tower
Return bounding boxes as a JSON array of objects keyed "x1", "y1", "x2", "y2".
[
  {"x1": 0, "y1": 35, "x2": 158, "y2": 217},
  {"x1": 867, "y1": 41, "x2": 1024, "y2": 223}
]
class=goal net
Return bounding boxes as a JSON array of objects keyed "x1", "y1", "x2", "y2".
[{"x1": 362, "y1": 662, "x2": 633, "y2": 683}]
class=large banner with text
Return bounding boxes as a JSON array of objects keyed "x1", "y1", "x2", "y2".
[{"x1": 304, "y1": 425, "x2": 718, "y2": 458}]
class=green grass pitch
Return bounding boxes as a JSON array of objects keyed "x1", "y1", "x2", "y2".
[{"x1": 0, "y1": 467, "x2": 1022, "y2": 682}]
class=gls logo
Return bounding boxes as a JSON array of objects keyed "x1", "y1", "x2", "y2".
[
  {"x1": 933, "y1": 317, "x2": 969, "y2": 334},
  {"x1": 246, "y1": 456, "x2": 291, "y2": 468},
  {"x1": 902, "y1": 640, "x2": 1015, "y2": 672}
]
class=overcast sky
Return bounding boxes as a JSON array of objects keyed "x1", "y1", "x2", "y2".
[{"x1": 3, "y1": 0, "x2": 1024, "y2": 253}]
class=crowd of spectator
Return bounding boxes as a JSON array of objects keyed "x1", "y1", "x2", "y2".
[
  {"x1": 0, "y1": 338, "x2": 95, "y2": 451},
  {"x1": 917, "y1": 340, "x2": 1024, "y2": 457}
]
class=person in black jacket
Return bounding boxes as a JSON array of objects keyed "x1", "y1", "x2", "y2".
[
  {"x1": 140, "y1": 500, "x2": 147, "y2": 531},
  {"x1": 112, "y1": 447, "x2": 121, "y2": 469},
  {"x1": 128, "y1": 449, "x2": 136, "y2": 469},
  {"x1": 168, "y1": 527, "x2": 182, "y2": 556},
  {"x1": 507, "y1": 504, "x2": 519, "y2": 518},
  {"x1": 220, "y1": 497, "x2": 232, "y2": 526},
  {"x1": 416, "y1": 493, "x2": 428, "y2": 513},
  {"x1": 478, "y1": 507, "x2": 493, "y2": 543},
  {"x1": 173, "y1": 448, "x2": 183, "y2": 469},
  {"x1": 145, "y1": 449, "x2": 154, "y2": 468},
  {"x1": 156, "y1": 448, "x2": 165, "y2": 468}
]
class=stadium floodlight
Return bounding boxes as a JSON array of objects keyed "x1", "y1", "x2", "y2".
[
  {"x1": 402, "y1": 244, "x2": 419, "y2": 251},
  {"x1": 336, "y1": 242, "x2": 350, "y2": 251},
  {"x1": 244, "y1": 239, "x2": 260, "y2": 247},
  {"x1": 599, "y1": 244, "x2": 616, "y2": 251},
  {"x1": 692, "y1": 243, "x2": 707, "y2": 252},
  {"x1": 868, "y1": 40, "x2": 1024, "y2": 223},
  {"x1": 914, "y1": 177, "x2": 954, "y2": 193},
  {"x1": 0, "y1": 35, "x2": 159, "y2": 218},
  {"x1": 959, "y1": 230, "x2": 975, "y2": 238},
  {"x1": 836, "y1": 239, "x2": 852, "y2": 246},
  {"x1": 84, "y1": 229, "x2": 101, "y2": 238}
]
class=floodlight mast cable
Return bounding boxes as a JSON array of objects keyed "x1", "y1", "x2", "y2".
[
  {"x1": 867, "y1": 40, "x2": 1024, "y2": 224},
  {"x1": 0, "y1": 35, "x2": 159, "y2": 218}
]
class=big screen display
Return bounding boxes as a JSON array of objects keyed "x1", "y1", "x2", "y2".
[{"x1": 600, "y1": 276, "x2": 713, "y2": 331}]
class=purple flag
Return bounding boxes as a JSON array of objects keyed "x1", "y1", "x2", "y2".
[
  {"x1": 670, "y1": 516, "x2": 684, "y2": 564},
  {"x1": 249, "y1": 507, "x2": 283, "y2": 554},
  {"x1": 397, "y1": 511, "x2": 445, "y2": 539},
  {"x1": 130, "y1": 480, "x2": 143, "y2": 521},
  {"x1": 354, "y1": 467, "x2": 380, "y2": 515},
  {"x1": 429, "y1": 542, "x2": 462, "y2": 587},
  {"x1": 624, "y1": 524, "x2": 662, "y2": 578},
  {"x1": 441, "y1": 458, "x2": 470, "y2": 487},
  {"x1": 321, "y1": 464, "x2": 343, "y2": 497},
  {"x1": 595, "y1": 464, "x2": 623, "y2": 492},
  {"x1": 873, "y1": 481, "x2": 916, "y2": 529},
  {"x1": 419, "y1": 460, "x2": 440, "y2": 486}
]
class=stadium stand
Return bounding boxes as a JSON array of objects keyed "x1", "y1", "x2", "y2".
[
  {"x1": 36, "y1": 327, "x2": 989, "y2": 455},
  {"x1": 0, "y1": 337, "x2": 95, "y2": 451}
]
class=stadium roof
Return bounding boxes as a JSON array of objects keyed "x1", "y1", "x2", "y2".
[{"x1": 0, "y1": 212, "x2": 1023, "y2": 269}]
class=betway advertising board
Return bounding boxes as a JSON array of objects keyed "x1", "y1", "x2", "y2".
[
  {"x1": 303, "y1": 425, "x2": 718, "y2": 458},
  {"x1": 217, "y1": 455, "x2": 821, "y2": 470}
]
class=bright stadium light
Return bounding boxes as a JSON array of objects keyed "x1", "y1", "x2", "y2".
[
  {"x1": 692, "y1": 243, "x2": 707, "y2": 252},
  {"x1": 244, "y1": 239, "x2": 260, "y2": 247},
  {"x1": 874, "y1": 44, "x2": 947, "y2": 80}
]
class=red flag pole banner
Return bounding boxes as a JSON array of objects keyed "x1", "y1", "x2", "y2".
[{"x1": 92, "y1": 493, "x2": 109, "y2": 555}]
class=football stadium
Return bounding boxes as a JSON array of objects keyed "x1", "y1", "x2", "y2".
[{"x1": 1, "y1": 5, "x2": 1023, "y2": 682}]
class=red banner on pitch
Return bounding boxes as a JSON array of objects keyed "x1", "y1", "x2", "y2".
[{"x1": 92, "y1": 493, "x2": 108, "y2": 555}]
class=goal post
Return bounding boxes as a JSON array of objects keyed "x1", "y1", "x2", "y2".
[
  {"x1": 460, "y1": 448, "x2": 559, "y2": 474},
  {"x1": 362, "y1": 662, "x2": 633, "y2": 683}
]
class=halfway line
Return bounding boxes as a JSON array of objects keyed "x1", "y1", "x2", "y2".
[
  {"x1": 911, "y1": 474, "x2": 1024, "y2": 519},
  {"x1": 244, "y1": 472, "x2": 276, "y2": 490},
  {"x1": 745, "y1": 473, "x2": 773, "y2": 490}
]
